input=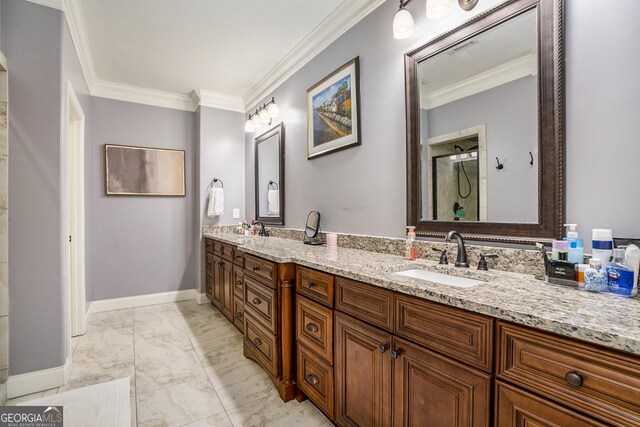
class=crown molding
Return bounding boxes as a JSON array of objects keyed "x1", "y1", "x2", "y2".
[
  {"x1": 422, "y1": 53, "x2": 537, "y2": 109},
  {"x1": 63, "y1": 0, "x2": 98, "y2": 88},
  {"x1": 22, "y1": 0, "x2": 62, "y2": 10},
  {"x1": 92, "y1": 79, "x2": 195, "y2": 111},
  {"x1": 242, "y1": 0, "x2": 386, "y2": 110},
  {"x1": 192, "y1": 89, "x2": 245, "y2": 113}
]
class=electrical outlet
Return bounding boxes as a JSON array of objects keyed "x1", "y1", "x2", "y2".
[{"x1": 233, "y1": 208, "x2": 240, "y2": 219}]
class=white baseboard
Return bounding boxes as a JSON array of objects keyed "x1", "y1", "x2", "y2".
[
  {"x1": 89, "y1": 289, "x2": 200, "y2": 314},
  {"x1": 195, "y1": 292, "x2": 210, "y2": 305},
  {"x1": 7, "y1": 359, "x2": 71, "y2": 399}
]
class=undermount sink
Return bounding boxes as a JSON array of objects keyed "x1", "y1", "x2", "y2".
[{"x1": 393, "y1": 269, "x2": 484, "y2": 288}]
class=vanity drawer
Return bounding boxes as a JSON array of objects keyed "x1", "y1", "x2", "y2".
[
  {"x1": 296, "y1": 295, "x2": 333, "y2": 364},
  {"x1": 233, "y1": 265, "x2": 244, "y2": 299},
  {"x1": 232, "y1": 248, "x2": 244, "y2": 267},
  {"x1": 394, "y1": 294, "x2": 493, "y2": 372},
  {"x1": 497, "y1": 321, "x2": 640, "y2": 427},
  {"x1": 296, "y1": 266, "x2": 334, "y2": 307},
  {"x1": 297, "y1": 343, "x2": 334, "y2": 419},
  {"x1": 244, "y1": 276, "x2": 277, "y2": 333},
  {"x1": 232, "y1": 296, "x2": 244, "y2": 333},
  {"x1": 245, "y1": 313, "x2": 278, "y2": 378},
  {"x1": 335, "y1": 277, "x2": 393, "y2": 332},
  {"x1": 213, "y1": 240, "x2": 223, "y2": 258},
  {"x1": 244, "y1": 254, "x2": 277, "y2": 286},
  {"x1": 205, "y1": 238, "x2": 214, "y2": 254},
  {"x1": 222, "y1": 243, "x2": 235, "y2": 262}
]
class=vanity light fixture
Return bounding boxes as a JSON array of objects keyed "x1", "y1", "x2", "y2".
[
  {"x1": 393, "y1": 0, "x2": 415, "y2": 40},
  {"x1": 427, "y1": 0, "x2": 451, "y2": 19},
  {"x1": 245, "y1": 97, "x2": 280, "y2": 132}
]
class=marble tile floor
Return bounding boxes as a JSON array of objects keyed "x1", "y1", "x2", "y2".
[{"x1": 8, "y1": 300, "x2": 331, "y2": 427}]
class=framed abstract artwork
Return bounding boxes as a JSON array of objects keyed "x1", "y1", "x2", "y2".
[
  {"x1": 306, "y1": 57, "x2": 361, "y2": 159},
  {"x1": 104, "y1": 144, "x2": 186, "y2": 196}
]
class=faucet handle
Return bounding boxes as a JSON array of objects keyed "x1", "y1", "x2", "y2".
[
  {"x1": 432, "y1": 248, "x2": 448, "y2": 265},
  {"x1": 477, "y1": 253, "x2": 498, "y2": 271}
]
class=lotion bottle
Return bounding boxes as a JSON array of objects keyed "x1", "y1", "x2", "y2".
[{"x1": 406, "y1": 226, "x2": 417, "y2": 261}]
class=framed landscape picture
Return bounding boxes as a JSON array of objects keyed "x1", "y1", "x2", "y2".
[
  {"x1": 104, "y1": 144, "x2": 186, "y2": 196},
  {"x1": 306, "y1": 57, "x2": 360, "y2": 159}
]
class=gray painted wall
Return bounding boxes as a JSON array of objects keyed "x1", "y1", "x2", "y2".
[
  {"x1": 90, "y1": 97, "x2": 197, "y2": 300},
  {"x1": 246, "y1": 0, "x2": 640, "y2": 248},
  {"x1": 196, "y1": 106, "x2": 244, "y2": 293},
  {"x1": 424, "y1": 76, "x2": 538, "y2": 222},
  {"x1": 5, "y1": 0, "x2": 66, "y2": 375}
]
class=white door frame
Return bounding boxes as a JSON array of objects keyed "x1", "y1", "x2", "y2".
[{"x1": 65, "y1": 80, "x2": 86, "y2": 343}]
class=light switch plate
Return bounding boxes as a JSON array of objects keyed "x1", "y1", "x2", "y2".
[{"x1": 233, "y1": 208, "x2": 240, "y2": 219}]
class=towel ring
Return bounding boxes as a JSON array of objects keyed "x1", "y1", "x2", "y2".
[
  {"x1": 268, "y1": 180, "x2": 279, "y2": 190},
  {"x1": 211, "y1": 178, "x2": 223, "y2": 188}
]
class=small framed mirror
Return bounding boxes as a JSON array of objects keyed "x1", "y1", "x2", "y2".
[
  {"x1": 255, "y1": 123, "x2": 285, "y2": 225},
  {"x1": 304, "y1": 211, "x2": 322, "y2": 245}
]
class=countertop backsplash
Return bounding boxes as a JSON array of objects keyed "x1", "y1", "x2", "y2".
[{"x1": 202, "y1": 225, "x2": 545, "y2": 276}]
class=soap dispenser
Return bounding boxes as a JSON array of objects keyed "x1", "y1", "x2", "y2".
[
  {"x1": 564, "y1": 224, "x2": 584, "y2": 264},
  {"x1": 405, "y1": 226, "x2": 417, "y2": 261}
]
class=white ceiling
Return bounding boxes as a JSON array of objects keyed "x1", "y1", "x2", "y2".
[{"x1": 80, "y1": 0, "x2": 346, "y2": 99}]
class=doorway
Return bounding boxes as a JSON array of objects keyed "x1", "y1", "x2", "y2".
[{"x1": 66, "y1": 81, "x2": 86, "y2": 347}]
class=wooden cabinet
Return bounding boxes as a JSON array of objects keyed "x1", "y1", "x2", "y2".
[
  {"x1": 497, "y1": 321, "x2": 640, "y2": 427},
  {"x1": 296, "y1": 266, "x2": 335, "y2": 307},
  {"x1": 392, "y1": 336, "x2": 491, "y2": 427},
  {"x1": 334, "y1": 311, "x2": 392, "y2": 427},
  {"x1": 298, "y1": 343, "x2": 334, "y2": 418},
  {"x1": 335, "y1": 277, "x2": 394, "y2": 332},
  {"x1": 496, "y1": 381, "x2": 606, "y2": 427},
  {"x1": 221, "y1": 259, "x2": 234, "y2": 321},
  {"x1": 296, "y1": 295, "x2": 333, "y2": 364},
  {"x1": 205, "y1": 239, "x2": 240, "y2": 324},
  {"x1": 211, "y1": 255, "x2": 224, "y2": 310}
]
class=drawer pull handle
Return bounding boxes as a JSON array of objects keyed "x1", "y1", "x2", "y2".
[
  {"x1": 235, "y1": 255, "x2": 242, "y2": 259},
  {"x1": 306, "y1": 282, "x2": 315, "y2": 289},
  {"x1": 379, "y1": 344, "x2": 388, "y2": 353},
  {"x1": 305, "y1": 323, "x2": 319, "y2": 333},
  {"x1": 306, "y1": 374, "x2": 319, "y2": 385},
  {"x1": 218, "y1": 262, "x2": 224, "y2": 266},
  {"x1": 252, "y1": 266, "x2": 260, "y2": 272},
  {"x1": 565, "y1": 371, "x2": 584, "y2": 387},
  {"x1": 236, "y1": 312, "x2": 243, "y2": 319},
  {"x1": 236, "y1": 280, "x2": 242, "y2": 286},
  {"x1": 253, "y1": 338, "x2": 262, "y2": 346},
  {"x1": 252, "y1": 297, "x2": 262, "y2": 305},
  {"x1": 391, "y1": 349, "x2": 401, "y2": 359}
]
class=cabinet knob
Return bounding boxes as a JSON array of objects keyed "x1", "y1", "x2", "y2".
[
  {"x1": 252, "y1": 297, "x2": 261, "y2": 305},
  {"x1": 236, "y1": 312, "x2": 243, "y2": 319},
  {"x1": 252, "y1": 266, "x2": 260, "y2": 272},
  {"x1": 307, "y1": 282, "x2": 315, "y2": 289},
  {"x1": 218, "y1": 262, "x2": 224, "y2": 266},
  {"x1": 253, "y1": 337, "x2": 262, "y2": 346},
  {"x1": 565, "y1": 371, "x2": 584, "y2": 387},
  {"x1": 236, "y1": 280, "x2": 242, "y2": 286},
  {"x1": 235, "y1": 255, "x2": 242, "y2": 260},
  {"x1": 305, "y1": 323, "x2": 319, "y2": 333},
  {"x1": 391, "y1": 349, "x2": 401, "y2": 359},
  {"x1": 379, "y1": 343, "x2": 388, "y2": 353},
  {"x1": 306, "y1": 374, "x2": 319, "y2": 385}
]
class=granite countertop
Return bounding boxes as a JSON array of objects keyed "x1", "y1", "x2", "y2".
[{"x1": 204, "y1": 231, "x2": 640, "y2": 357}]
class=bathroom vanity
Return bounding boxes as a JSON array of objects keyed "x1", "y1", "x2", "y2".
[{"x1": 204, "y1": 233, "x2": 640, "y2": 426}]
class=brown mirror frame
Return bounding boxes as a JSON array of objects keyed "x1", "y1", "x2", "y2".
[
  {"x1": 255, "y1": 123, "x2": 285, "y2": 226},
  {"x1": 406, "y1": 0, "x2": 564, "y2": 244}
]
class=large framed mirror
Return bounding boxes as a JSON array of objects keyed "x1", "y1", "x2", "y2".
[
  {"x1": 255, "y1": 123, "x2": 285, "y2": 225},
  {"x1": 406, "y1": 0, "x2": 564, "y2": 243}
]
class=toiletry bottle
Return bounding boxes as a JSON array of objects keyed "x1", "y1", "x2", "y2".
[
  {"x1": 625, "y1": 244, "x2": 640, "y2": 297},
  {"x1": 551, "y1": 240, "x2": 569, "y2": 261},
  {"x1": 406, "y1": 226, "x2": 417, "y2": 261},
  {"x1": 592, "y1": 229, "x2": 613, "y2": 264},
  {"x1": 605, "y1": 249, "x2": 635, "y2": 297},
  {"x1": 564, "y1": 224, "x2": 584, "y2": 264},
  {"x1": 576, "y1": 264, "x2": 588, "y2": 288},
  {"x1": 584, "y1": 259, "x2": 608, "y2": 292}
]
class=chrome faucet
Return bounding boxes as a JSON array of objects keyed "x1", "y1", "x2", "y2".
[
  {"x1": 445, "y1": 230, "x2": 469, "y2": 267},
  {"x1": 254, "y1": 221, "x2": 269, "y2": 237}
]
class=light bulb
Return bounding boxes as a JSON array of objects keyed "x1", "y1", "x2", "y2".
[
  {"x1": 393, "y1": 7, "x2": 415, "y2": 40},
  {"x1": 426, "y1": 0, "x2": 450, "y2": 19},
  {"x1": 268, "y1": 101, "x2": 279, "y2": 118},
  {"x1": 259, "y1": 108, "x2": 270, "y2": 124},
  {"x1": 244, "y1": 119, "x2": 254, "y2": 133},
  {"x1": 252, "y1": 113, "x2": 261, "y2": 128}
]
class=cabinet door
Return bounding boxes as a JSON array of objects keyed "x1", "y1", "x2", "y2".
[
  {"x1": 392, "y1": 336, "x2": 491, "y2": 427},
  {"x1": 496, "y1": 382, "x2": 607, "y2": 427},
  {"x1": 212, "y1": 255, "x2": 224, "y2": 310},
  {"x1": 334, "y1": 312, "x2": 392, "y2": 427},
  {"x1": 221, "y1": 259, "x2": 234, "y2": 320}
]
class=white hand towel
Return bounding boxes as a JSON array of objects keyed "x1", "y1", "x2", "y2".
[
  {"x1": 267, "y1": 189, "x2": 279, "y2": 216},
  {"x1": 208, "y1": 187, "x2": 224, "y2": 218}
]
